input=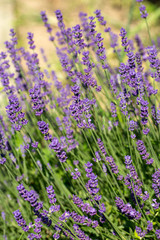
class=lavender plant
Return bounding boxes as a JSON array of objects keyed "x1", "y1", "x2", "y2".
[{"x1": 0, "y1": 0, "x2": 160, "y2": 239}]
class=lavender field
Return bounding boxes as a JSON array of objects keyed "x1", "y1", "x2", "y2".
[{"x1": 1, "y1": 0, "x2": 160, "y2": 239}]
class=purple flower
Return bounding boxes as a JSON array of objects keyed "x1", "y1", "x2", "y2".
[
  {"x1": 1, "y1": 211, "x2": 5, "y2": 220},
  {"x1": 93, "y1": 151, "x2": 101, "y2": 162},
  {"x1": 72, "y1": 24, "x2": 86, "y2": 51},
  {"x1": 29, "y1": 85, "x2": 45, "y2": 116},
  {"x1": 94, "y1": 33, "x2": 108, "y2": 69},
  {"x1": 111, "y1": 102, "x2": 117, "y2": 118},
  {"x1": 49, "y1": 205, "x2": 60, "y2": 213},
  {"x1": 136, "y1": 140, "x2": 152, "y2": 164},
  {"x1": 6, "y1": 94, "x2": 28, "y2": 131},
  {"x1": 81, "y1": 50, "x2": 98, "y2": 89},
  {"x1": 94, "y1": 10, "x2": 106, "y2": 26},
  {"x1": 156, "y1": 229, "x2": 160, "y2": 239},
  {"x1": 71, "y1": 168, "x2": 81, "y2": 179},
  {"x1": 110, "y1": 31, "x2": 118, "y2": 48},
  {"x1": 98, "y1": 203, "x2": 106, "y2": 214},
  {"x1": 33, "y1": 209, "x2": 52, "y2": 227},
  {"x1": 139, "y1": 5, "x2": 148, "y2": 18},
  {"x1": 115, "y1": 197, "x2": 141, "y2": 220},
  {"x1": 0, "y1": 158, "x2": 6, "y2": 165},
  {"x1": 46, "y1": 185, "x2": 58, "y2": 204},
  {"x1": 128, "y1": 120, "x2": 138, "y2": 132},
  {"x1": 73, "y1": 224, "x2": 92, "y2": 240},
  {"x1": 71, "y1": 211, "x2": 98, "y2": 228},
  {"x1": 119, "y1": 27, "x2": 129, "y2": 52},
  {"x1": 37, "y1": 121, "x2": 48, "y2": 135},
  {"x1": 152, "y1": 169, "x2": 160, "y2": 198},
  {"x1": 147, "y1": 221, "x2": 153, "y2": 232},
  {"x1": 151, "y1": 199, "x2": 160, "y2": 209},
  {"x1": 32, "y1": 141, "x2": 39, "y2": 148},
  {"x1": 55, "y1": 10, "x2": 66, "y2": 39},
  {"x1": 49, "y1": 138, "x2": 67, "y2": 163},
  {"x1": 13, "y1": 209, "x2": 29, "y2": 231},
  {"x1": 97, "y1": 138, "x2": 107, "y2": 156},
  {"x1": 62, "y1": 116, "x2": 78, "y2": 152},
  {"x1": 17, "y1": 184, "x2": 43, "y2": 210},
  {"x1": 37, "y1": 121, "x2": 52, "y2": 141},
  {"x1": 124, "y1": 155, "x2": 132, "y2": 166},
  {"x1": 72, "y1": 195, "x2": 97, "y2": 216},
  {"x1": 147, "y1": 46, "x2": 160, "y2": 82},
  {"x1": 40, "y1": 11, "x2": 54, "y2": 41},
  {"x1": 140, "y1": 99, "x2": 149, "y2": 125},
  {"x1": 135, "y1": 226, "x2": 147, "y2": 238},
  {"x1": 124, "y1": 156, "x2": 145, "y2": 199},
  {"x1": 142, "y1": 128, "x2": 150, "y2": 135},
  {"x1": 53, "y1": 233, "x2": 60, "y2": 239},
  {"x1": 27, "y1": 32, "x2": 36, "y2": 50},
  {"x1": 59, "y1": 211, "x2": 70, "y2": 221},
  {"x1": 106, "y1": 156, "x2": 119, "y2": 174},
  {"x1": 69, "y1": 86, "x2": 95, "y2": 129}
]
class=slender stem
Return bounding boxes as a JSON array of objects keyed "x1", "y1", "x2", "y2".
[{"x1": 145, "y1": 19, "x2": 152, "y2": 45}]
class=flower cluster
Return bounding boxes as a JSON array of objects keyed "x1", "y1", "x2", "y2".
[
  {"x1": 29, "y1": 85, "x2": 45, "y2": 116},
  {"x1": 17, "y1": 184, "x2": 43, "y2": 210},
  {"x1": 40, "y1": 11, "x2": 54, "y2": 41},
  {"x1": 46, "y1": 185, "x2": 56, "y2": 204},
  {"x1": 3, "y1": 5, "x2": 160, "y2": 240},
  {"x1": 49, "y1": 137, "x2": 67, "y2": 162},
  {"x1": 6, "y1": 94, "x2": 28, "y2": 131},
  {"x1": 37, "y1": 121, "x2": 52, "y2": 140},
  {"x1": 72, "y1": 195, "x2": 97, "y2": 216},
  {"x1": 115, "y1": 197, "x2": 141, "y2": 220},
  {"x1": 13, "y1": 210, "x2": 29, "y2": 232},
  {"x1": 152, "y1": 169, "x2": 160, "y2": 198},
  {"x1": 136, "y1": 140, "x2": 153, "y2": 164}
]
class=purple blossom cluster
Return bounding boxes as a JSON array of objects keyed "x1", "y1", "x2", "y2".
[
  {"x1": 13, "y1": 209, "x2": 29, "y2": 232},
  {"x1": 46, "y1": 185, "x2": 59, "y2": 208},
  {"x1": 62, "y1": 116, "x2": 78, "y2": 152},
  {"x1": 97, "y1": 138, "x2": 107, "y2": 156},
  {"x1": 85, "y1": 162, "x2": 102, "y2": 201},
  {"x1": 152, "y1": 169, "x2": 160, "y2": 198},
  {"x1": 151, "y1": 104, "x2": 160, "y2": 125},
  {"x1": 94, "y1": 10, "x2": 106, "y2": 26},
  {"x1": 136, "y1": 140, "x2": 153, "y2": 164},
  {"x1": 33, "y1": 209, "x2": 52, "y2": 227},
  {"x1": 27, "y1": 33, "x2": 36, "y2": 50},
  {"x1": 110, "y1": 102, "x2": 117, "y2": 118},
  {"x1": 128, "y1": 120, "x2": 138, "y2": 138},
  {"x1": 72, "y1": 195, "x2": 97, "y2": 216},
  {"x1": 37, "y1": 121, "x2": 52, "y2": 140},
  {"x1": 69, "y1": 84, "x2": 96, "y2": 129},
  {"x1": 139, "y1": 5, "x2": 148, "y2": 19},
  {"x1": 72, "y1": 24, "x2": 86, "y2": 52},
  {"x1": 40, "y1": 11, "x2": 54, "y2": 41},
  {"x1": 71, "y1": 211, "x2": 98, "y2": 228},
  {"x1": 29, "y1": 85, "x2": 45, "y2": 116},
  {"x1": 106, "y1": 156, "x2": 119, "y2": 174},
  {"x1": 73, "y1": 224, "x2": 92, "y2": 240},
  {"x1": 3, "y1": 5, "x2": 160, "y2": 240},
  {"x1": 17, "y1": 184, "x2": 43, "y2": 211},
  {"x1": 71, "y1": 168, "x2": 81, "y2": 179},
  {"x1": 49, "y1": 137, "x2": 67, "y2": 162},
  {"x1": 124, "y1": 155, "x2": 146, "y2": 200},
  {"x1": 97, "y1": 138, "x2": 119, "y2": 174},
  {"x1": 81, "y1": 50, "x2": 99, "y2": 89},
  {"x1": 135, "y1": 226, "x2": 147, "y2": 238},
  {"x1": 115, "y1": 197, "x2": 141, "y2": 220},
  {"x1": 6, "y1": 94, "x2": 28, "y2": 131}
]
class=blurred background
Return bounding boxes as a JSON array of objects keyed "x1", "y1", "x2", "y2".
[{"x1": 0, "y1": 0, "x2": 160, "y2": 61}]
